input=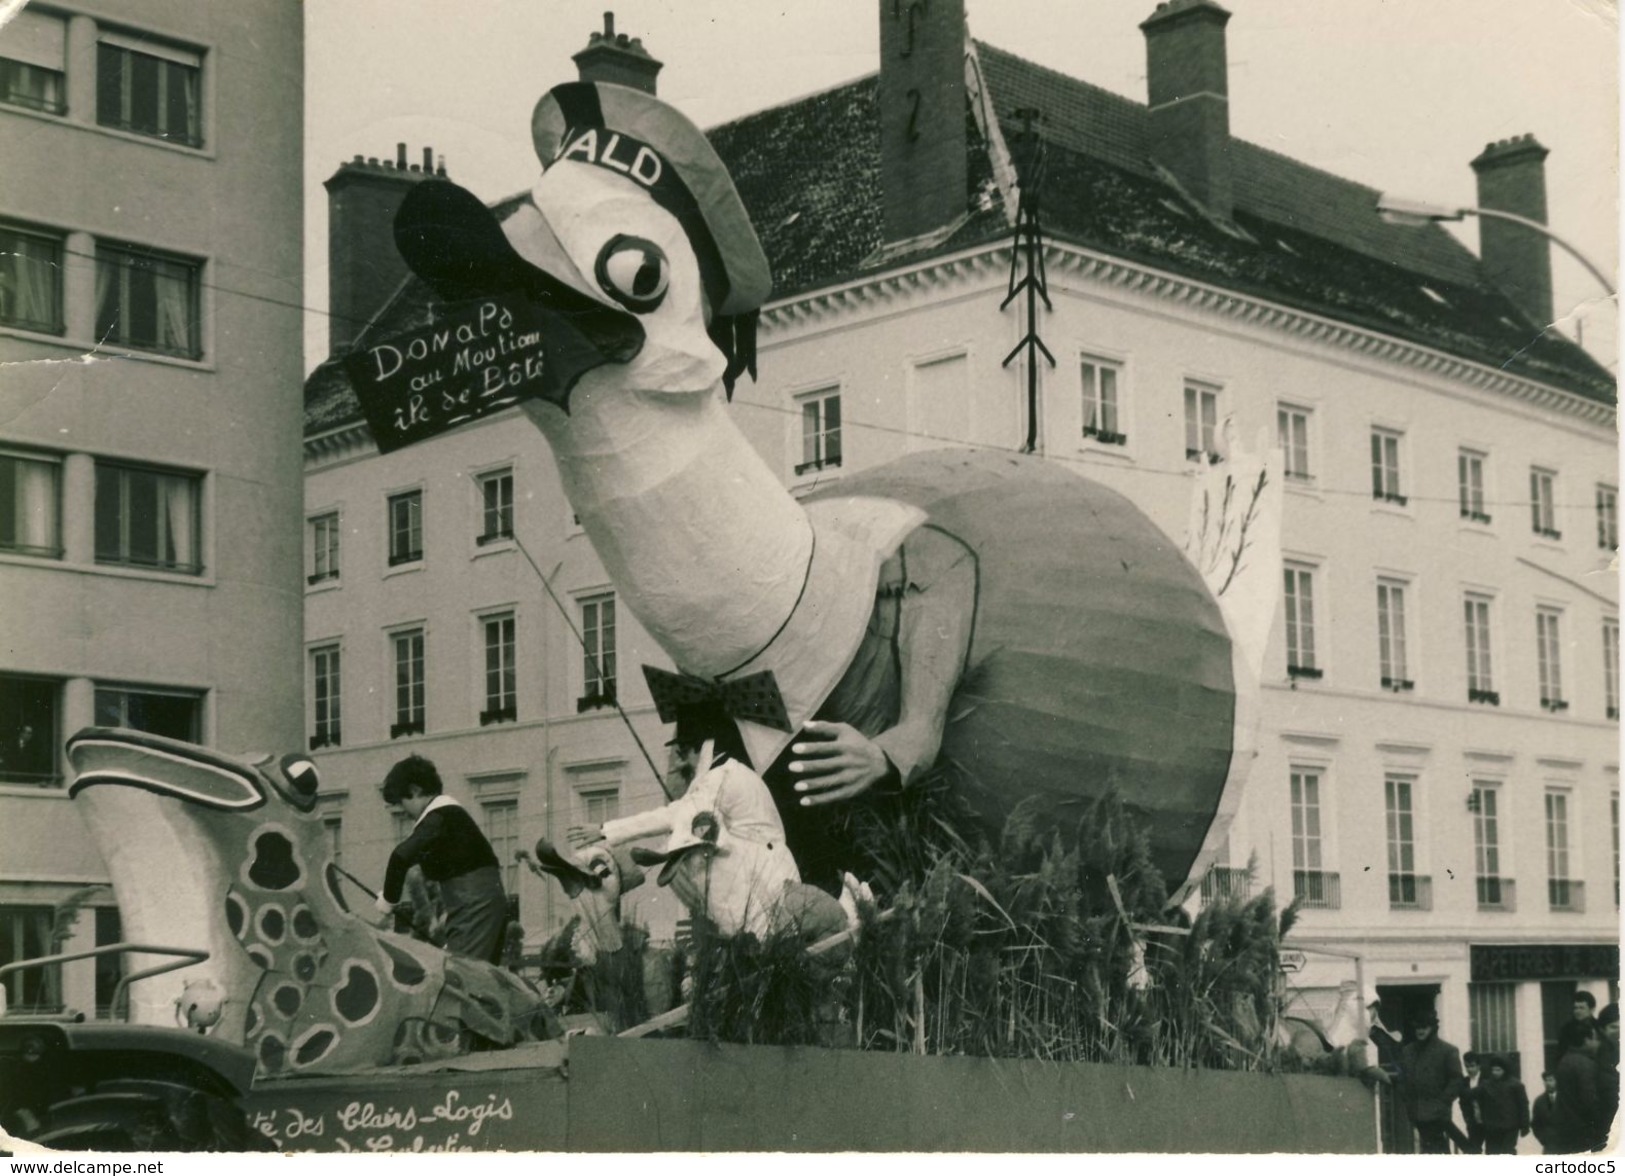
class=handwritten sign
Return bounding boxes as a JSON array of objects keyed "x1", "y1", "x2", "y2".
[
  {"x1": 244, "y1": 1080, "x2": 562, "y2": 1153},
  {"x1": 344, "y1": 295, "x2": 550, "y2": 454}
]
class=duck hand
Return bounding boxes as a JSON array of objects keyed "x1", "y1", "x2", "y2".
[{"x1": 789, "y1": 721, "x2": 889, "y2": 806}]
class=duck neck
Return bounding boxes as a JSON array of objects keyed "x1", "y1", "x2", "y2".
[{"x1": 526, "y1": 381, "x2": 813, "y2": 678}]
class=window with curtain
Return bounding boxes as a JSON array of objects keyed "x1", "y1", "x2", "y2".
[
  {"x1": 1536, "y1": 607, "x2": 1566, "y2": 710},
  {"x1": 310, "y1": 645, "x2": 341, "y2": 749},
  {"x1": 1184, "y1": 382, "x2": 1221, "y2": 462},
  {"x1": 1471, "y1": 782, "x2": 1508, "y2": 909},
  {"x1": 96, "y1": 242, "x2": 201, "y2": 359},
  {"x1": 95, "y1": 32, "x2": 202, "y2": 146},
  {"x1": 797, "y1": 390, "x2": 842, "y2": 473},
  {"x1": 1458, "y1": 449, "x2": 1490, "y2": 523},
  {"x1": 0, "y1": 674, "x2": 59, "y2": 786},
  {"x1": 94, "y1": 461, "x2": 202, "y2": 573},
  {"x1": 0, "y1": 223, "x2": 65, "y2": 333},
  {"x1": 578, "y1": 594, "x2": 616, "y2": 709},
  {"x1": 1604, "y1": 619, "x2": 1619, "y2": 721},
  {"x1": 0, "y1": 8, "x2": 66, "y2": 115},
  {"x1": 391, "y1": 629, "x2": 426, "y2": 738},
  {"x1": 93, "y1": 683, "x2": 202, "y2": 743},
  {"x1": 1082, "y1": 360, "x2": 1126, "y2": 444},
  {"x1": 1370, "y1": 429, "x2": 1405, "y2": 504},
  {"x1": 1385, "y1": 774, "x2": 1422, "y2": 908},
  {"x1": 481, "y1": 613, "x2": 517, "y2": 725},
  {"x1": 1377, "y1": 579, "x2": 1411, "y2": 690},
  {"x1": 1545, "y1": 790, "x2": 1578, "y2": 911},
  {"x1": 308, "y1": 513, "x2": 340, "y2": 584},
  {"x1": 1530, "y1": 467, "x2": 1560, "y2": 539},
  {"x1": 1290, "y1": 767, "x2": 1335, "y2": 907},
  {"x1": 1464, "y1": 594, "x2": 1497, "y2": 704},
  {"x1": 580, "y1": 786, "x2": 621, "y2": 827},
  {"x1": 477, "y1": 469, "x2": 514, "y2": 543},
  {"x1": 0, "y1": 451, "x2": 61, "y2": 557},
  {"x1": 481, "y1": 798, "x2": 520, "y2": 898},
  {"x1": 1283, "y1": 563, "x2": 1319, "y2": 678},
  {"x1": 0, "y1": 905, "x2": 61, "y2": 1013},
  {"x1": 1597, "y1": 485, "x2": 1618, "y2": 551},
  {"x1": 387, "y1": 490, "x2": 423, "y2": 565},
  {"x1": 1277, "y1": 404, "x2": 1311, "y2": 481}
]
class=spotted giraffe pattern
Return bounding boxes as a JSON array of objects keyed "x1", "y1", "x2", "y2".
[{"x1": 67, "y1": 728, "x2": 559, "y2": 1078}]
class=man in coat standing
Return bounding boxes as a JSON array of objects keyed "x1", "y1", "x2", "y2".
[
  {"x1": 1398, "y1": 1009, "x2": 1465, "y2": 1153},
  {"x1": 1473, "y1": 1054, "x2": 1531, "y2": 1154},
  {"x1": 1552, "y1": 1020, "x2": 1604, "y2": 1152}
]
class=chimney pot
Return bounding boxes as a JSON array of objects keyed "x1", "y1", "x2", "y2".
[
  {"x1": 877, "y1": 0, "x2": 969, "y2": 245},
  {"x1": 422, "y1": 146, "x2": 433, "y2": 172},
  {"x1": 573, "y1": 12, "x2": 662, "y2": 93},
  {"x1": 604, "y1": 11, "x2": 614, "y2": 37}
]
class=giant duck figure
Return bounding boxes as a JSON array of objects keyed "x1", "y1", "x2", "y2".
[
  {"x1": 66, "y1": 730, "x2": 556, "y2": 1074},
  {"x1": 382, "y1": 80, "x2": 1279, "y2": 896}
]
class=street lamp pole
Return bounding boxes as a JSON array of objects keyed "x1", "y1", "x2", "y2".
[{"x1": 1375, "y1": 195, "x2": 1616, "y2": 298}]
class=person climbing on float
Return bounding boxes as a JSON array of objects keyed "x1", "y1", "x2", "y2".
[
  {"x1": 376, "y1": 754, "x2": 509, "y2": 964},
  {"x1": 391, "y1": 78, "x2": 1274, "y2": 899}
]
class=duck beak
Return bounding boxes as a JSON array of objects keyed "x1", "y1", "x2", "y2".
[
  {"x1": 393, "y1": 179, "x2": 644, "y2": 410},
  {"x1": 67, "y1": 728, "x2": 267, "y2": 812}
]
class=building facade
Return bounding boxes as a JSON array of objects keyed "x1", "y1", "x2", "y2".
[
  {"x1": 0, "y1": 2, "x2": 304, "y2": 1014},
  {"x1": 301, "y1": 0, "x2": 1615, "y2": 1105}
]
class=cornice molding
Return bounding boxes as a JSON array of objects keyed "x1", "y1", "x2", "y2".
[
  {"x1": 760, "y1": 240, "x2": 1615, "y2": 427},
  {"x1": 304, "y1": 422, "x2": 374, "y2": 463}
]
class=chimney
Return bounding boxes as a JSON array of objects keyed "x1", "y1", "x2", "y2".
[
  {"x1": 1141, "y1": 0, "x2": 1233, "y2": 217},
  {"x1": 324, "y1": 145, "x2": 443, "y2": 357},
  {"x1": 572, "y1": 12, "x2": 662, "y2": 94},
  {"x1": 1471, "y1": 134, "x2": 1553, "y2": 325},
  {"x1": 878, "y1": 0, "x2": 968, "y2": 246}
]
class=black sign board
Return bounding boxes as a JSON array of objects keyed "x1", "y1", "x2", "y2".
[
  {"x1": 1470, "y1": 943, "x2": 1619, "y2": 983},
  {"x1": 344, "y1": 294, "x2": 552, "y2": 454}
]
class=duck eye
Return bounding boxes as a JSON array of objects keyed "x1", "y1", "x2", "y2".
[{"x1": 594, "y1": 235, "x2": 669, "y2": 313}]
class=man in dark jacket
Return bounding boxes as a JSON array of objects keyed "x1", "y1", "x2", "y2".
[
  {"x1": 1598, "y1": 1003, "x2": 1619, "y2": 1152},
  {"x1": 376, "y1": 754, "x2": 508, "y2": 963},
  {"x1": 1398, "y1": 1011, "x2": 1465, "y2": 1153},
  {"x1": 1532, "y1": 1071, "x2": 1559, "y2": 1153},
  {"x1": 1552, "y1": 1020, "x2": 1604, "y2": 1153},
  {"x1": 1473, "y1": 1054, "x2": 1530, "y2": 1154}
]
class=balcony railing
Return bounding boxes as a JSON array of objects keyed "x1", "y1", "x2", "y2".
[
  {"x1": 1468, "y1": 687, "x2": 1501, "y2": 706},
  {"x1": 478, "y1": 706, "x2": 517, "y2": 727},
  {"x1": 1460, "y1": 509, "x2": 1493, "y2": 525},
  {"x1": 1381, "y1": 676, "x2": 1415, "y2": 693},
  {"x1": 1200, "y1": 866, "x2": 1252, "y2": 904},
  {"x1": 1549, "y1": 879, "x2": 1585, "y2": 913},
  {"x1": 1287, "y1": 664, "x2": 1324, "y2": 681},
  {"x1": 1293, "y1": 870, "x2": 1341, "y2": 909},
  {"x1": 1476, "y1": 876, "x2": 1516, "y2": 912},
  {"x1": 1389, "y1": 872, "x2": 1433, "y2": 910},
  {"x1": 1084, "y1": 425, "x2": 1128, "y2": 446},
  {"x1": 1541, "y1": 697, "x2": 1570, "y2": 713}
]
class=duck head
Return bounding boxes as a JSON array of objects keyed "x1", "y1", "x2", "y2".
[{"x1": 394, "y1": 80, "x2": 772, "y2": 413}]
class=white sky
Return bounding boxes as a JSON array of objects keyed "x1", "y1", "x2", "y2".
[{"x1": 303, "y1": 0, "x2": 1619, "y2": 377}]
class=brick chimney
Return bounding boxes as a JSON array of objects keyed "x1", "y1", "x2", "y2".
[
  {"x1": 1141, "y1": 0, "x2": 1233, "y2": 218},
  {"x1": 1471, "y1": 134, "x2": 1553, "y2": 325},
  {"x1": 573, "y1": 12, "x2": 662, "y2": 94},
  {"x1": 324, "y1": 144, "x2": 443, "y2": 357},
  {"x1": 878, "y1": 0, "x2": 968, "y2": 246}
]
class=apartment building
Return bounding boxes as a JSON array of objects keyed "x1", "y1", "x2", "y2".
[{"x1": 0, "y1": 2, "x2": 304, "y2": 1013}]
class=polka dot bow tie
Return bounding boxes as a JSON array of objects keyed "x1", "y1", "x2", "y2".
[{"x1": 640, "y1": 665, "x2": 793, "y2": 733}]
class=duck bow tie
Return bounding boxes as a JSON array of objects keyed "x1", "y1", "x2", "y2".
[{"x1": 641, "y1": 666, "x2": 792, "y2": 733}]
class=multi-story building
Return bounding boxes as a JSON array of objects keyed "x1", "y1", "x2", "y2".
[
  {"x1": 0, "y1": 3, "x2": 304, "y2": 1014},
  {"x1": 302, "y1": 0, "x2": 1615, "y2": 1095}
]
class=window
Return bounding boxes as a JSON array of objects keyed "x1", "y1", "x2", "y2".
[
  {"x1": 1377, "y1": 579, "x2": 1412, "y2": 691},
  {"x1": 1082, "y1": 359, "x2": 1126, "y2": 445},
  {"x1": 1530, "y1": 468, "x2": 1560, "y2": 539},
  {"x1": 387, "y1": 490, "x2": 422, "y2": 566},
  {"x1": 1536, "y1": 608, "x2": 1566, "y2": 712},
  {"x1": 578, "y1": 594, "x2": 616, "y2": 710},
  {"x1": 96, "y1": 31, "x2": 202, "y2": 147},
  {"x1": 1546, "y1": 790, "x2": 1581, "y2": 911},
  {"x1": 1, "y1": 906, "x2": 61, "y2": 1014},
  {"x1": 95, "y1": 242, "x2": 202, "y2": 359},
  {"x1": 1597, "y1": 485, "x2": 1618, "y2": 551},
  {"x1": 94, "y1": 684, "x2": 202, "y2": 743},
  {"x1": 1613, "y1": 791, "x2": 1620, "y2": 909},
  {"x1": 1464, "y1": 594, "x2": 1497, "y2": 705},
  {"x1": 391, "y1": 629, "x2": 425, "y2": 738},
  {"x1": 308, "y1": 513, "x2": 340, "y2": 585},
  {"x1": 0, "y1": 9, "x2": 66, "y2": 115},
  {"x1": 797, "y1": 390, "x2": 842, "y2": 474},
  {"x1": 1605, "y1": 620, "x2": 1619, "y2": 720},
  {"x1": 481, "y1": 613, "x2": 517, "y2": 725},
  {"x1": 1459, "y1": 450, "x2": 1490, "y2": 523},
  {"x1": 1283, "y1": 564, "x2": 1320, "y2": 679},
  {"x1": 481, "y1": 798, "x2": 519, "y2": 898},
  {"x1": 323, "y1": 814, "x2": 343, "y2": 868},
  {"x1": 579, "y1": 786, "x2": 620, "y2": 827},
  {"x1": 0, "y1": 223, "x2": 64, "y2": 333},
  {"x1": 1385, "y1": 774, "x2": 1427, "y2": 909},
  {"x1": 1277, "y1": 404, "x2": 1311, "y2": 481},
  {"x1": 0, "y1": 675, "x2": 58, "y2": 787},
  {"x1": 0, "y1": 451, "x2": 61, "y2": 557},
  {"x1": 309, "y1": 645, "x2": 341, "y2": 749},
  {"x1": 477, "y1": 469, "x2": 513, "y2": 544},
  {"x1": 1471, "y1": 782, "x2": 1511, "y2": 910},
  {"x1": 1183, "y1": 382, "x2": 1221, "y2": 463},
  {"x1": 1469, "y1": 983, "x2": 1519, "y2": 1070},
  {"x1": 94, "y1": 461, "x2": 202, "y2": 574},
  {"x1": 1370, "y1": 429, "x2": 1405, "y2": 505},
  {"x1": 1290, "y1": 767, "x2": 1336, "y2": 908}
]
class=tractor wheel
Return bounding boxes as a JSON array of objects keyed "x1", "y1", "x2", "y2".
[{"x1": 28, "y1": 1079, "x2": 269, "y2": 1152}]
